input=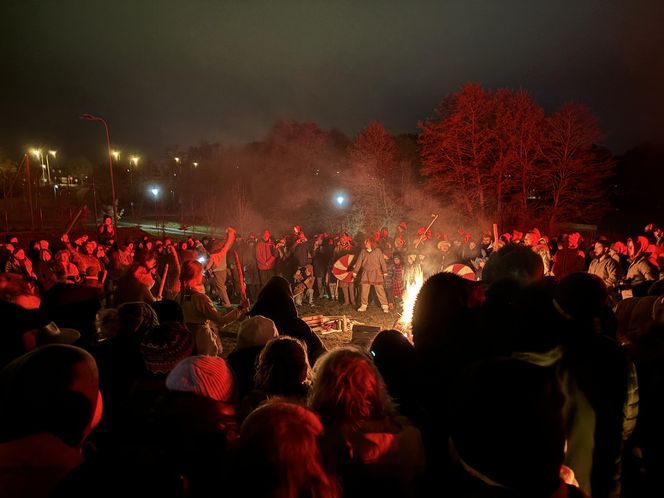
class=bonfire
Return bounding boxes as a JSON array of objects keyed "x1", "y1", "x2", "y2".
[{"x1": 398, "y1": 265, "x2": 424, "y2": 340}]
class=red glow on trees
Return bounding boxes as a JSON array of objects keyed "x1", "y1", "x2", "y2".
[{"x1": 419, "y1": 84, "x2": 614, "y2": 232}]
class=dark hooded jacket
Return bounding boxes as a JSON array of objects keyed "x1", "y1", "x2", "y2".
[{"x1": 249, "y1": 276, "x2": 326, "y2": 365}]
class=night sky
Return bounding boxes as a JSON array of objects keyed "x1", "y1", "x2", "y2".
[{"x1": 2, "y1": 0, "x2": 663, "y2": 160}]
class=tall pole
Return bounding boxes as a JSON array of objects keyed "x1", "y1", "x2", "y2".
[
  {"x1": 44, "y1": 153, "x2": 52, "y2": 184},
  {"x1": 24, "y1": 154, "x2": 35, "y2": 230},
  {"x1": 91, "y1": 176, "x2": 99, "y2": 229},
  {"x1": 81, "y1": 114, "x2": 118, "y2": 232},
  {"x1": 39, "y1": 151, "x2": 46, "y2": 183}
]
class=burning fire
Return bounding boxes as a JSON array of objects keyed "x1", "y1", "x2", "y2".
[{"x1": 399, "y1": 265, "x2": 424, "y2": 334}]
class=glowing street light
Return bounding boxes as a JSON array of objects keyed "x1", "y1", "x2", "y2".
[
  {"x1": 150, "y1": 186, "x2": 160, "y2": 230},
  {"x1": 336, "y1": 195, "x2": 345, "y2": 206},
  {"x1": 192, "y1": 162, "x2": 199, "y2": 168},
  {"x1": 111, "y1": 150, "x2": 120, "y2": 161},
  {"x1": 30, "y1": 149, "x2": 47, "y2": 183},
  {"x1": 44, "y1": 149, "x2": 56, "y2": 184},
  {"x1": 174, "y1": 157, "x2": 180, "y2": 164}
]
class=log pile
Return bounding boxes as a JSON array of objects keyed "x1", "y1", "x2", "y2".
[{"x1": 301, "y1": 314, "x2": 351, "y2": 335}]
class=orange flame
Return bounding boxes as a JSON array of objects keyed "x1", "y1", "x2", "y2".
[{"x1": 399, "y1": 265, "x2": 424, "y2": 333}]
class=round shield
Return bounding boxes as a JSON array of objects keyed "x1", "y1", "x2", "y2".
[
  {"x1": 443, "y1": 263, "x2": 476, "y2": 281},
  {"x1": 332, "y1": 254, "x2": 355, "y2": 282}
]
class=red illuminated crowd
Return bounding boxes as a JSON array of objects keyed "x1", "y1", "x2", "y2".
[{"x1": 1, "y1": 216, "x2": 664, "y2": 497}]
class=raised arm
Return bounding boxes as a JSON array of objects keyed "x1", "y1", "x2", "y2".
[{"x1": 219, "y1": 227, "x2": 237, "y2": 256}]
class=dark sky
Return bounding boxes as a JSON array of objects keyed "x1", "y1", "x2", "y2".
[{"x1": 2, "y1": 0, "x2": 663, "y2": 161}]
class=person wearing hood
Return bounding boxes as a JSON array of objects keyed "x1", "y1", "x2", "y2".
[
  {"x1": 626, "y1": 236, "x2": 658, "y2": 285},
  {"x1": 552, "y1": 232, "x2": 586, "y2": 280},
  {"x1": 249, "y1": 276, "x2": 326, "y2": 366}
]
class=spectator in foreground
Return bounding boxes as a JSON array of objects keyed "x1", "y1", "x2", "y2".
[
  {"x1": 309, "y1": 347, "x2": 426, "y2": 498},
  {"x1": 232, "y1": 401, "x2": 340, "y2": 498},
  {"x1": 0, "y1": 345, "x2": 103, "y2": 498}
]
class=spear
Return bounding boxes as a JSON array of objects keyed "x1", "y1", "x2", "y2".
[{"x1": 233, "y1": 250, "x2": 248, "y2": 303}]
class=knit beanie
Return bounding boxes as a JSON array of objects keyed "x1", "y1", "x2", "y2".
[
  {"x1": 166, "y1": 355, "x2": 235, "y2": 402},
  {"x1": 140, "y1": 323, "x2": 193, "y2": 374},
  {"x1": 236, "y1": 315, "x2": 278, "y2": 350}
]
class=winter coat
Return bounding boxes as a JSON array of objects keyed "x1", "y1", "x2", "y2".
[
  {"x1": 353, "y1": 248, "x2": 387, "y2": 285},
  {"x1": 255, "y1": 240, "x2": 276, "y2": 271},
  {"x1": 176, "y1": 288, "x2": 240, "y2": 356},
  {"x1": 588, "y1": 255, "x2": 621, "y2": 289},
  {"x1": 626, "y1": 255, "x2": 658, "y2": 284},
  {"x1": 249, "y1": 276, "x2": 326, "y2": 365},
  {"x1": 552, "y1": 248, "x2": 586, "y2": 279}
]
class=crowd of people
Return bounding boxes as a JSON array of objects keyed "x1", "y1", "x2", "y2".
[{"x1": 1, "y1": 215, "x2": 664, "y2": 497}]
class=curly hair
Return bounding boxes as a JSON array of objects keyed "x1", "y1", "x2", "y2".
[
  {"x1": 254, "y1": 337, "x2": 311, "y2": 398},
  {"x1": 308, "y1": 347, "x2": 395, "y2": 429},
  {"x1": 239, "y1": 401, "x2": 340, "y2": 498}
]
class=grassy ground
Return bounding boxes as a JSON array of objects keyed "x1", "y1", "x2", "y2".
[{"x1": 219, "y1": 297, "x2": 403, "y2": 355}]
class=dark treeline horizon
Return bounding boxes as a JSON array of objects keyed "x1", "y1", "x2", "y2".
[{"x1": 2, "y1": 83, "x2": 664, "y2": 238}]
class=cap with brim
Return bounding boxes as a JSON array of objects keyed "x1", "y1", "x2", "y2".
[{"x1": 37, "y1": 321, "x2": 81, "y2": 346}]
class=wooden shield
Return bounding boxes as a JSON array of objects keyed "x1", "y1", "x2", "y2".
[
  {"x1": 332, "y1": 254, "x2": 355, "y2": 283},
  {"x1": 443, "y1": 263, "x2": 476, "y2": 281}
]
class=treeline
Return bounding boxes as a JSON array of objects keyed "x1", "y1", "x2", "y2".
[{"x1": 156, "y1": 83, "x2": 614, "y2": 235}]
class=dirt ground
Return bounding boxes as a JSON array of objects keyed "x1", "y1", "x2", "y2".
[{"x1": 219, "y1": 297, "x2": 403, "y2": 356}]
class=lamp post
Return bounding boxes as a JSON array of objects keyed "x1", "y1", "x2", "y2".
[
  {"x1": 333, "y1": 191, "x2": 348, "y2": 233},
  {"x1": 45, "y1": 150, "x2": 56, "y2": 184},
  {"x1": 129, "y1": 156, "x2": 139, "y2": 186},
  {"x1": 30, "y1": 149, "x2": 46, "y2": 184},
  {"x1": 151, "y1": 187, "x2": 160, "y2": 230},
  {"x1": 80, "y1": 113, "x2": 118, "y2": 231}
]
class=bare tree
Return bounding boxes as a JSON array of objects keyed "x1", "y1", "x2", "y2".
[
  {"x1": 539, "y1": 103, "x2": 614, "y2": 230},
  {"x1": 230, "y1": 181, "x2": 249, "y2": 234},
  {"x1": 419, "y1": 83, "x2": 496, "y2": 224},
  {"x1": 348, "y1": 121, "x2": 400, "y2": 229},
  {"x1": 494, "y1": 89, "x2": 545, "y2": 225}
]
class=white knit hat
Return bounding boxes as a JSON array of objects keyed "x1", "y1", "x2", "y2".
[
  {"x1": 166, "y1": 355, "x2": 235, "y2": 402},
  {"x1": 236, "y1": 315, "x2": 278, "y2": 350}
]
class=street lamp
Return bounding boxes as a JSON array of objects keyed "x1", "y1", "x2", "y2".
[
  {"x1": 129, "y1": 156, "x2": 139, "y2": 185},
  {"x1": 333, "y1": 192, "x2": 348, "y2": 233},
  {"x1": 111, "y1": 150, "x2": 120, "y2": 161},
  {"x1": 80, "y1": 113, "x2": 118, "y2": 231},
  {"x1": 30, "y1": 148, "x2": 47, "y2": 183},
  {"x1": 150, "y1": 186, "x2": 160, "y2": 230},
  {"x1": 45, "y1": 150, "x2": 56, "y2": 185}
]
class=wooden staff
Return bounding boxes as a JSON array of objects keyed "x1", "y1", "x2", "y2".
[
  {"x1": 492, "y1": 223, "x2": 500, "y2": 250},
  {"x1": 233, "y1": 250, "x2": 247, "y2": 302},
  {"x1": 414, "y1": 214, "x2": 439, "y2": 248},
  {"x1": 64, "y1": 207, "x2": 85, "y2": 236},
  {"x1": 157, "y1": 263, "x2": 169, "y2": 299}
]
